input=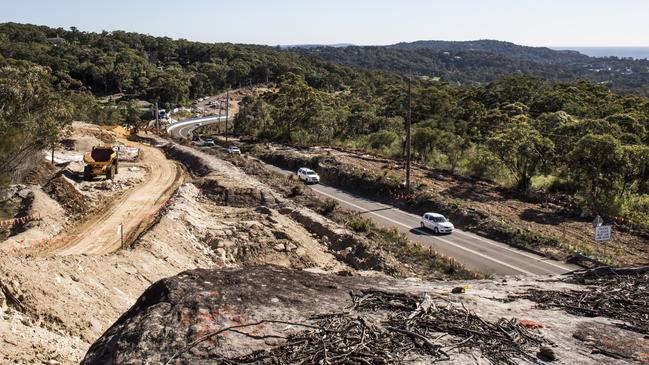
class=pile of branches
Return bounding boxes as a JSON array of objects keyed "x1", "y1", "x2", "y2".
[
  {"x1": 519, "y1": 266, "x2": 649, "y2": 335},
  {"x1": 223, "y1": 290, "x2": 547, "y2": 364}
]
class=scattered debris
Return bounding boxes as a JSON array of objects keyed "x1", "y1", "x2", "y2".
[
  {"x1": 84, "y1": 267, "x2": 560, "y2": 365},
  {"x1": 515, "y1": 266, "x2": 649, "y2": 335},
  {"x1": 538, "y1": 345, "x2": 557, "y2": 362}
]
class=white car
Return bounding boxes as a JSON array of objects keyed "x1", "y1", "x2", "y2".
[
  {"x1": 420, "y1": 213, "x2": 454, "y2": 234},
  {"x1": 297, "y1": 168, "x2": 320, "y2": 184},
  {"x1": 227, "y1": 146, "x2": 241, "y2": 154}
]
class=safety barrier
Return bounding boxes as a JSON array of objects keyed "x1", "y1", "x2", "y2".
[{"x1": 0, "y1": 213, "x2": 41, "y2": 227}]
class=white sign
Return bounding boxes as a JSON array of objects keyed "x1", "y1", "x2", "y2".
[{"x1": 595, "y1": 225, "x2": 612, "y2": 241}]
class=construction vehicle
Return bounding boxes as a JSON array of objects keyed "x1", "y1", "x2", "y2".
[{"x1": 83, "y1": 146, "x2": 119, "y2": 180}]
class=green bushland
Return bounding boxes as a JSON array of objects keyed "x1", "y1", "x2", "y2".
[{"x1": 236, "y1": 73, "x2": 649, "y2": 235}]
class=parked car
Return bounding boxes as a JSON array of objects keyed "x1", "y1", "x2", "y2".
[
  {"x1": 202, "y1": 137, "x2": 215, "y2": 147},
  {"x1": 297, "y1": 167, "x2": 320, "y2": 184},
  {"x1": 227, "y1": 146, "x2": 241, "y2": 154},
  {"x1": 420, "y1": 213, "x2": 454, "y2": 234}
]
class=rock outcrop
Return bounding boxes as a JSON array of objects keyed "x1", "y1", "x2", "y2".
[{"x1": 82, "y1": 265, "x2": 647, "y2": 364}]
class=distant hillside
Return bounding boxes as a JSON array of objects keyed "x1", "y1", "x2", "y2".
[
  {"x1": 290, "y1": 40, "x2": 649, "y2": 95},
  {"x1": 390, "y1": 39, "x2": 589, "y2": 64},
  {"x1": 280, "y1": 43, "x2": 354, "y2": 50}
]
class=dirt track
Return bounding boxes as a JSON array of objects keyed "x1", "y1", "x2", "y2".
[{"x1": 53, "y1": 140, "x2": 184, "y2": 255}]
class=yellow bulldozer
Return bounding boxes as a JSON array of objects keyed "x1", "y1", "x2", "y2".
[{"x1": 83, "y1": 146, "x2": 119, "y2": 180}]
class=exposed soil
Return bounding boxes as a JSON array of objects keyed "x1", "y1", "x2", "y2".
[
  {"x1": 1, "y1": 122, "x2": 179, "y2": 256},
  {"x1": 2, "y1": 120, "x2": 645, "y2": 364},
  {"x1": 1, "y1": 127, "x2": 454, "y2": 364}
]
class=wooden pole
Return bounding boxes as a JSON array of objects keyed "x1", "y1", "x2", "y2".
[
  {"x1": 406, "y1": 74, "x2": 412, "y2": 193},
  {"x1": 155, "y1": 101, "x2": 160, "y2": 135},
  {"x1": 225, "y1": 88, "x2": 229, "y2": 143}
]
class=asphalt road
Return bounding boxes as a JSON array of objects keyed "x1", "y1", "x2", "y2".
[
  {"x1": 167, "y1": 115, "x2": 226, "y2": 138},
  {"x1": 261, "y1": 163, "x2": 579, "y2": 277}
]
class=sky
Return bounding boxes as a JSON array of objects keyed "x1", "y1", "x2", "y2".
[{"x1": 0, "y1": 0, "x2": 648, "y2": 47}]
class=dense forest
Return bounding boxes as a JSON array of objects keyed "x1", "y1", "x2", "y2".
[
  {"x1": 235, "y1": 74, "x2": 649, "y2": 225},
  {"x1": 0, "y1": 23, "x2": 395, "y2": 106},
  {"x1": 290, "y1": 41, "x2": 649, "y2": 96},
  {"x1": 1, "y1": 23, "x2": 649, "y2": 228},
  {"x1": 0, "y1": 22, "x2": 395, "y2": 182}
]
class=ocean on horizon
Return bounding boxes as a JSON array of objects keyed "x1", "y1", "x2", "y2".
[{"x1": 552, "y1": 47, "x2": 649, "y2": 60}]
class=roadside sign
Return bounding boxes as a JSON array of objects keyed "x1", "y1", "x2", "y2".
[
  {"x1": 592, "y1": 215, "x2": 603, "y2": 228},
  {"x1": 595, "y1": 225, "x2": 612, "y2": 241}
]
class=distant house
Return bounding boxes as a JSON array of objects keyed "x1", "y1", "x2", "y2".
[{"x1": 47, "y1": 36, "x2": 66, "y2": 46}]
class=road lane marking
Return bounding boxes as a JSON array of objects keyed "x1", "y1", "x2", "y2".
[
  {"x1": 312, "y1": 187, "x2": 537, "y2": 276},
  {"x1": 312, "y1": 184, "x2": 572, "y2": 272},
  {"x1": 263, "y1": 162, "x2": 568, "y2": 274},
  {"x1": 451, "y1": 230, "x2": 572, "y2": 271},
  {"x1": 167, "y1": 116, "x2": 226, "y2": 138}
]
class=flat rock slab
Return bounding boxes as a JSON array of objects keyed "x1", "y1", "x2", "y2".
[
  {"x1": 81, "y1": 265, "x2": 646, "y2": 365},
  {"x1": 81, "y1": 265, "x2": 372, "y2": 364},
  {"x1": 573, "y1": 321, "x2": 649, "y2": 363}
]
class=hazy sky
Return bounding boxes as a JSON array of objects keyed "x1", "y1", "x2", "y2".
[{"x1": 1, "y1": 0, "x2": 648, "y2": 47}]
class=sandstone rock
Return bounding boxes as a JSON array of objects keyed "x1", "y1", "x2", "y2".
[{"x1": 80, "y1": 266, "x2": 368, "y2": 364}]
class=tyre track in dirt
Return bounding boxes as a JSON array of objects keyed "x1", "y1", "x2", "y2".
[{"x1": 51, "y1": 140, "x2": 185, "y2": 255}]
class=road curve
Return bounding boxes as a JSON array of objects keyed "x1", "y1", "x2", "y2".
[
  {"x1": 261, "y1": 162, "x2": 579, "y2": 276},
  {"x1": 167, "y1": 115, "x2": 227, "y2": 139}
]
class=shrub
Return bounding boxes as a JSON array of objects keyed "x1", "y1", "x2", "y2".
[
  {"x1": 321, "y1": 198, "x2": 339, "y2": 215},
  {"x1": 288, "y1": 184, "x2": 304, "y2": 197},
  {"x1": 366, "y1": 130, "x2": 399, "y2": 150},
  {"x1": 347, "y1": 215, "x2": 375, "y2": 233},
  {"x1": 622, "y1": 194, "x2": 649, "y2": 230}
]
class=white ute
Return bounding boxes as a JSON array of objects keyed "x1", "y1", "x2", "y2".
[
  {"x1": 420, "y1": 213, "x2": 454, "y2": 234},
  {"x1": 297, "y1": 167, "x2": 320, "y2": 184}
]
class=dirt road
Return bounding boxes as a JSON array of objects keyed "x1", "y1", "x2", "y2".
[{"x1": 52, "y1": 141, "x2": 184, "y2": 255}]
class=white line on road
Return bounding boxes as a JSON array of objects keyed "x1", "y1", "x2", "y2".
[
  {"x1": 349, "y1": 194, "x2": 572, "y2": 272},
  {"x1": 312, "y1": 187, "x2": 537, "y2": 276}
]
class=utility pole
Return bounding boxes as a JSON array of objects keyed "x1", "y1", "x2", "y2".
[
  {"x1": 225, "y1": 88, "x2": 229, "y2": 142},
  {"x1": 405, "y1": 74, "x2": 412, "y2": 193},
  {"x1": 155, "y1": 101, "x2": 160, "y2": 135},
  {"x1": 218, "y1": 98, "x2": 222, "y2": 134}
]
